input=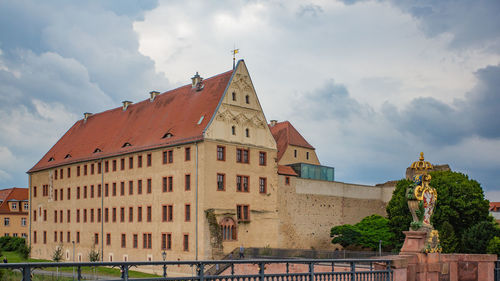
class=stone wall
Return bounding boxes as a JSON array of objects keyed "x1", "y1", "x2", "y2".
[{"x1": 277, "y1": 176, "x2": 395, "y2": 250}]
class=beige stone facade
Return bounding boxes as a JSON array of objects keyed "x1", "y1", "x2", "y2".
[{"x1": 0, "y1": 188, "x2": 29, "y2": 238}]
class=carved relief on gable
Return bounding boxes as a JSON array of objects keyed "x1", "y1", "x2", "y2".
[
  {"x1": 214, "y1": 105, "x2": 267, "y2": 129},
  {"x1": 231, "y1": 73, "x2": 253, "y2": 93}
]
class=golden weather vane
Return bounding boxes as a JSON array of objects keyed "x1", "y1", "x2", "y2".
[{"x1": 231, "y1": 46, "x2": 239, "y2": 69}]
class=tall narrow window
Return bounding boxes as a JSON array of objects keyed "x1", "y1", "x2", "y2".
[
  {"x1": 105, "y1": 161, "x2": 109, "y2": 173},
  {"x1": 217, "y1": 146, "x2": 225, "y2": 161},
  {"x1": 112, "y1": 208, "x2": 117, "y2": 222},
  {"x1": 129, "y1": 157, "x2": 133, "y2": 169},
  {"x1": 120, "y1": 158, "x2": 125, "y2": 170},
  {"x1": 129, "y1": 181, "x2": 133, "y2": 195},
  {"x1": 245, "y1": 95, "x2": 249, "y2": 104},
  {"x1": 259, "y1": 152, "x2": 266, "y2": 166},
  {"x1": 306, "y1": 151, "x2": 309, "y2": 160},
  {"x1": 183, "y1": 234, "x2": 189, "y2": 251},
  {"x1": 245, "y1": 128, "x2": 249, "y2": 137},
  {"x1": 232, "y1": 126, "x2": 236, "y2": 135},
  {"x1": 147, "y1": 206, "x2": 152, "y2": 222},
  {"x1": 147, "y1": 179, "x2": 152, "y2": 193},
  {"x1": 105, "y1": 183, "x2": 109, "y2": 197},
  {"x1": 98, "y1": 162, "x2": 101, "y2": 174},
  {"x1": 121, "y1": 234, "x2": 126, "y2": 248},
  {"x1": 294, "y1": 149, "x2": 297, "y2": 158},
  {"x1": 77, "y1": 166, "x2": 81, "y2": 176},
  {"x1": 84, "y1": 165, "x2": 88, "y2": 175},
  {"x1": 67, "y1": 167, "x2": 71, "y2": 178},
  {"x1": 120, "y1": 182, "x2": 125, "y2": 196},
  {"x1": 133, "y1": 234, "x2": 138, "y2": 248},
  {"x1": 147, "y1": 153, "x2": 152, "y2": 166},
  {"x1": 168, "y1": 176, "x2": 173, "y2": 192},
  {"x1": 232, "y1": 92, "x2": 236, "y2": 101},
  {"x1": 217, "y1": 174, "x2": 225, "y2": 191},
  {"x1": 138, "y1": 180, "x2": 142, "y2": 194},
  {"x1": 138, "y1": 207, "x2": 142, "y2": 222},
  {"x1": 106, "y1": 233, "x2": 111, "y2": 245},
  {"x1": 90, "y1": 163, "x2": 94, "y2": 175},
  {"x1": 120, "y1": 207, "x2": 125, "y2": 222},
  {"x1": 259, "y1": 177, "x2": 267, "y2": 193},
  {"x1": 168, "y1": 150, "x2": 173, "y2": 163},
  {"x1": 112, "y1": 160, "x2": 117, "y2": 171},
  {"x1": 105, "y1": 208, "x2": 109, "y2": 222},
  {"x1": 112, "y1": 183, "x2": 117, "y2": 196},
  {"x1": 236, "y1": 205, "x2": 250, "y2": 221},
  {"x1": 185, "y1": 204, "x2": 191, "y2": 222},
  {"x1": 163, "y1": 151, "x2": 168, "y2": 164},
  {"x1": 138, "y1": 155, "x2": 143, "y2": 168},
  {"x1": 185, "y1": 174, "x2": 191, "y2": 191},
  {"x1": 129, "y1": 207, "x2": 133, "y2": 222},
  {"x1": 185, "y1": 147, "x2": 191, "y2": 161},
  {"x1": 67, "y1": 187, "x2": 71, "y2": 200}
]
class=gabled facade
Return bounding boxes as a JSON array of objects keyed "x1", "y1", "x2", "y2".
[
  {"x1": 0, "y1": 187, "x2": 29, "y2": 238},
  {"x1": 28, "y1": 60, "x2": 279, "y2": 263}
]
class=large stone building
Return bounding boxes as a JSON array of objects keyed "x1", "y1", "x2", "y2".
[
  {"x1": 28, "y1": 60, "x2": 394, "y2": 263},
  {"x1": 0, "y1": 187, "x2": 29, "y2": 238}
]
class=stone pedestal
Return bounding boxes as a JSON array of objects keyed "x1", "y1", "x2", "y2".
[{"x1": 400, "y1": 231, "x2": 427, "y2": 254}]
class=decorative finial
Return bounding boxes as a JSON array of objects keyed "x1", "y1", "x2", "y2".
[
  {"x1": 410, "y1": 152, "x2": 433, "y2": 173},
  {"x1": 420, "y1": 152, "x2": 424, "y2": 161},
  {"x1": 231, "y1": 46, "x2": 239, "y2": 69}
]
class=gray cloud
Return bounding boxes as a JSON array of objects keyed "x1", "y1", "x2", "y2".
[
  {"x1": 338, "y1": 0, "x2": 500, "y2": 50},
  {"x1": 0, "y1": 1, "x2": 167, "y2": 188}
]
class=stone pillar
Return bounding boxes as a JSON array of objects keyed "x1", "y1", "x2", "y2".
[{"x1": 400, "y1": 231, "x2": 427, "y2": 254}]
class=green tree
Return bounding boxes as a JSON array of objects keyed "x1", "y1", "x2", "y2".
[
  {"x1": 438, "y1": 221, "x2": 459, "y2": 253},
  {"x1": 462, "y1": 220, "x2": 500, "y2": 254},
  {"x1": 331, "y1": 214, "x2": 394, "y2": 250},
  {"x1": 486, "y1": 236, "x2": 500, "y2": 255},
  {"x1": 386, "y1": 171, "x2": 494, "y2": 253}
]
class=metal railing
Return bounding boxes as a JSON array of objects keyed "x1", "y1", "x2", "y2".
[
  {"x1": 495, "y1": 260, "x2": 500, "y2": 281},
  {"x1": 0, "y1": 258, "x2": 393, "y2": 281}
]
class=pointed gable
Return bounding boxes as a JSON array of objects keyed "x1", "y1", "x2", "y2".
[
  {"x1": 29, "y1": 70, "x2": 233, "y2": 173},
  {"x1": 269, "y1": 121, "x2": 314, "y2": 161},
  {"x1": 0, "y1": 187, "x2": 28, "y2": 213}
]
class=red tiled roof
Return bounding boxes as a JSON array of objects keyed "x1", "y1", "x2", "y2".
[
  {"x1": 490, "y1": 202, "x2": 500, "y2": 212},
  {"x1": 0, "y1": 187, "x2": 28, "y2": 213},
  {"x1": 269, "y1": 121, "x2": 314, "y2": 161},
  {"x1": 277, "y1": 165, "x2": 298, "y2": 176},
  {"x1": 29, "y1": 69, "x2": 234, "y2": 173}
]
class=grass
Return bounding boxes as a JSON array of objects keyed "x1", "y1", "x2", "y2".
[{"x1": 1, "y1": 251, "x2": 160, "y2": 278}]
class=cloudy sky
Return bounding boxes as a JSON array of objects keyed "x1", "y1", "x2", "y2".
[{"x1": 1, "y1": 0, "x2": 499, "y2": 200}]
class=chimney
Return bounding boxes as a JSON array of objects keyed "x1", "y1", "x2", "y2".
[
  {"x1": 149, "y1": 91, "x2": 160, "y2": 101},
  {"x1": 191, "y1": 72, "x2": 203, "y2": 90},
  {"x1": 270, "y1": 120, "x2": 278, "y2": 127},
  {"x1": 122, "y1": 101, "x2": 133, "y2": 111},
  {"x1": 83, "y1": 112, "x2": 93, "y2": 123}
]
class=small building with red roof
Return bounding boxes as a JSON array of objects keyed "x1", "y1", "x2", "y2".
[
  {"x1": 0, "y1": 187, "x2": 29, "y2": 238},
  {"x1": 489, "y1": 202, "x2": 500, "y2": 223}
]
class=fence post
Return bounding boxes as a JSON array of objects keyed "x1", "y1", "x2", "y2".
[
  {"x1": 198, "y1": 263, "x2": 205, "y2": 281},
  {"x1": 22, "y1": 265, "x2": 31, "y2": 281},
  {"x1": 77, "y1": 266, "x2": 82, "y2": 281},
  {"x1": 122, "y1": 265, "x2": 129, "y2": 281},
  {"x1": 350, "y1": 261, "x2": 356, "y2": 281},
  {"x1": 309, "y1": 262, "x2": 314, "y2": 281},
  {"x1": 259, "y1": 262, "x2": 265, "y2": 281},
  {"x1": 386, "y1": 261, "x2": 392, "y2": 281}
]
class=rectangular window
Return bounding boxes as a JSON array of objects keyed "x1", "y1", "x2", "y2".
[
  {"x1": 112, "y1": 208, "x2": 117, "y2": 222},
  {"x1": 60, "y1": 231, "x2": 63, "y2": 242},
  {"x1": 138, "y1": 155, "x2": 142, "y2": 168},
  {"x1": 183, "y1": 234, "x2": 189, "y2": 252},
  {"x1": 237, "y1": 205, "x2": 250, "y2": 221},
  {"x1": 91, "y1": 209, "x2": 95, "y2": 223},
  {"x1": 67, "y1": 187, "x2": 71, "y2": 200},
  {"x1": 34, "y1": 231, "x2": 37, "y2": 243},
  {"x1": 133, "y1": 234, "x2": 138, "y2": 248},
  {"x1": 285, "y1": 176, "x2": 290, "y2": 185},
  {"x1": 67, "y1": 231, "x2": 70, "y2": 243},
  {"x1": 106, "y1": 233, "x2": 111, "y2": 245},
  {"x1": 54, "y1": 210, "x2": 57, "y2": 223},
  {"x1": 147, "y1": 153, "x2": 152, "y2": 166},
  {"x1": 98, "y1": 184, "x2": 101, "y2": 197},
  {"x1": 43, "y1": 231, "x2": 47, "y2": 244},
  {"x1": 44, "y1": 209, "x2": 47, "y2": 221},
  {"x1": 91, "y1": 163, "x2": 94, "y2": 175},
  {"x1": 185, "y1": 174, "x2": 191, "y2": 191},
  {"x1": 147, "y1": 179, "x2": 152, "y2": 193},
  {"x1": 167, "y1": 233, "x2": 172, "y2": 250},
  {"x1": 185, "y1": 147, "x2": 191, "y2": 161},
  {"x1": 259, "y1": 151, "x2": 267, "y2": 166},
  {"x1": 120, "y1": 158, "x2": 125, "y2": 170},
  {"x1": 77, "y1": 166, "x2": 81, "y2": 176},
  {"x1": 138, "y1": 180, "x2": 142, "y2": 194},
  {"x1": 55, "y1": 169, "x2": 57, "y2": 180},
  {"x1": 60, "y1": 168, "x2": 63, "y2": 179},
  {"x1": 138, "y1": 207, "x2": 142, "y2": 222},
  {"x1": 76, "y1": 209, "x2": 80, "y2": 223},
  {"x1": 143, "y1": 233, "x2": 152, "y2": 249},
  {"x1": 162, "y1": 205, "x2": 173, "y2": 222},
  {"x1": 129, "y1": 157, "x2": 133, "y2": 169},
  {"x1": 236, "y1": 175, "x2": 249, "y2": 192},
  {"x1": 90, "y1": 185, "x2": 94, "y2": 198},
  {"x1": 76, "y1": 186, "x2": 80, "y2": 199},
  {"x1": 33, "y1": 210, "x2": 37, "y2": 222},
  {"x1": 112, "y1": 160, "x2": 117, "y2": 171},
  {"x1": 67, "y1": 167, "x2": 71, "y2": 178},
  {"x1": 54, "y1": 231, "x2": 57, "y2": 242},
  {"x1": 60, "y1": 210, "x2": 63, "y2": 223},
  {"x1": 168, "y1": 176, "x2": 173, "y2": 192},
  {"x1": 105, "y1": 160, "x2": 109, "y2": 173},
  {"x1": 83, "y1": 186, "x2": 87, "y2": 199},
  {"x1": 98, "y1": 162, "x2": 101, "y2": 174},
  {"x1": 217, "y1": 173, "x2": 225, "y2": 191},
  {"x1": 161, "y1": 233, "x2": 167, "y2": 250},
  {"x1": 147, "y1": 206, "x2": 152, "y2": 222},
  {"x1": 129, "y1": 181, "x2": 133, "y2": 195},
  {"x1": 236, "y1": 148, "x2": 249, "y2": 163},
  {"x1": 294, "y1": 149, "x2": 297, "y2": 158},
  {"x1": 33, "y1": 186, "x2": 37, "y2": 197},
  {"x1": 77, "y1": 231, "x2": 80, "y2": 243},
  {"x1": 163, "y1": 151, "x2": 168, "y2": 164},
  {"x1": 83, "y1": 209, "x2": 87, "y2": 223},
  {"x1": 94, "y1": 233, "x2": 99, "y2": 245},
  {"x1": 105, "y1": 208, "x2": 109, "y2": 222},
  {"x1": 97, "y1": 208, "x2": 101, "y2": 222},
  {"x1": 120, "y1": 182, "x2": 125, "y2": 196},
  {"x1": 217, "y1": 146, "x2": 225, "y2": 161},
  {"x1": 259, "y1": 177, "x2": 267, "y2": 193},
  {"x1": 67, "y1": 210, "x2": 71, "y2": 223},
  {"x1": 185, "y1": 204, "x2": 191, "y2": 222},
  {"x1": 112, "y1": 183, "x2": 117, "y2": 196},
  {"x1": 129, "y1": 207, "x2": 133, "y2": 222},
  {"x1": 162, "y1": 177, "x2": 167, "y2": 192},
  {"x1": 54, "y1": 189, "x2": 58, "y2": 201},
  {"x1": 168, "y1": 150, "x2": 173, "y2": 163},
  {"x1": 306, "y1": 151, "x2": 309, "y2": 160},
  {"x1": 121, "y1": 234, "x2": 126, "y2": 248},
  {"x1": 120, "y1": 207, "x2": 125, "y2": 222},
  {"x1": 60, "y1": 188, "x2": 63, "y2": 200}
]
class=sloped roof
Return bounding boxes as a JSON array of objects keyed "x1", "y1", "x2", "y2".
[
  {"x1": 0, "y1": 187, "x2": 28, "y2": 213},
  {"x1": 277, "y1": 165, "x2": 298, "y2": 176},
  {"x1": 268, "y1": 121, "x2": 314, "y2": 161},
  {"x1": 490, "y1": 202, "x2": 500, "y2": 212},
  {"x1": 29, "y1": 69, "x2": 234, "y2": 173}
]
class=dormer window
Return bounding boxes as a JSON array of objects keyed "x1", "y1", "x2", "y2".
[
  {"x1": 65, "y1": 154, "x2": 72, "y2": 159},
  {"x1": 94, "y1": 148, "x2": 102, "y2": 153},
  {"x1": 162, "y1": 132, "x2": 173, "y2": 139},
  {"x1": 48, "y1": 157, "x2": 55, "y2": 162},
  {"x1": 122, "y1": 142, "x2": 132, "y2": 148},
  {"x1": 245, "y1": 95, "x2": 250, "y2": 104},
  {"x1": 232, "y1": 92, "x2": 236, "y2": 101}
]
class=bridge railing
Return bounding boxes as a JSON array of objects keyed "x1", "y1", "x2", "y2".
[{"x1": 0, "y1": 258, "x2": 393, "y2": 281}]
